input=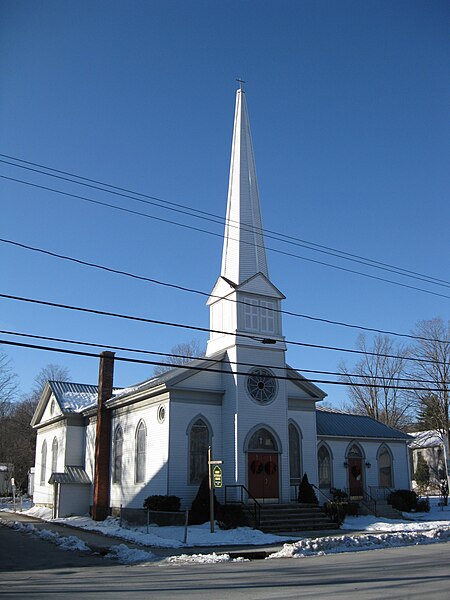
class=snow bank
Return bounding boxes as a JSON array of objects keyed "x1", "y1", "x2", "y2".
[
  {"x1": 0, "y1": 518, "x2": 90, "y2": 553},
  {"x1": 51, "y1": 516, "x2": 294, "y2": 548},
  {"x1": 268, "y1": 526, "x2": 450, "y2": 559},
  {"x1": 105, "y1": 544, "x2": 158, "y2": 564}
]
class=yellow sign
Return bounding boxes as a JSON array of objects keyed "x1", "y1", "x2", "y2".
[{"x1": 213, "y1": 465, "x2": 222, "y2": 488}]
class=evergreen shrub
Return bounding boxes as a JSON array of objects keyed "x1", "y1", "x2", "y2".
[
  {"x1": 387, "y1": 489, "x2": 418, "y2": 512},
  {"x1": 143, "y1": 495, "x2": 181, "y2": 512},
  {"x1": 297, "y1": 473, "x2": 319, "y2": 504}
]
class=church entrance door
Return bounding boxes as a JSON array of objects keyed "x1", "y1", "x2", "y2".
[
  {"x1": 248, "y1": 452, "x2": 279, "y2": 502},
  {"x1": 348, "y1": 458, "x2": 363, "y2": 497}
]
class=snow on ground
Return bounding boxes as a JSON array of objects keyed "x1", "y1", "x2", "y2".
[
  {"x1": 47, "y1": 514, "x2": 296, "y2": 548},
  {"x1": 268, "y1": 527, "x2": 450, "y2": 559},
  {"x1": 7, "y1": 502, "x2": 293, "y2": 550},
  {"x1": 342, "y1": 496, "x2": 450, "y2": 533},
  {"x1": 0, "y1": 496, "x2": 33, "y2": 512},
  {"x1": 0, "y1": 517, "x2": 90, "y2": 553},
  {"x1": 105, "y1": 544, "x2": 158, "y2": 564}
]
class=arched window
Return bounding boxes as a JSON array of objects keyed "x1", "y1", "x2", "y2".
[
  {"x1": 318, "y1": 444, "x2": 332, "y2": 489},
  {"x1": 135, "y1": 421, "x2": 146, "y2": 483},
  {"x1": 347, "y1": 443, "x2": 363, "y2": 458},
  {"x1": 51, "y1": 437, "x2": 58, "y2": 473},
  {"x1": 289, "y1": 423, "x2": 302, "y2": 484},
  {"x1": 189, "y1": 418, "x2": 210, "y2": 484},
  {"x1": 50, "y1": 399, "x2": 55, "y2": 416},
  {"x1": 40, "y1": 440, "x2": 47, "y2": 485},
  {"x1": 378, "y1": 446, "x2": 393, "y2": 488},
  {"x1": 113, "y1": 426, "x2": 123, "y2": 484},
  {"x1": 248, "y1": 428, "x2": 278, "y2": 451}
]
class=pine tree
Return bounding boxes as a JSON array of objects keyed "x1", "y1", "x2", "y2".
[
  {"x1": 297, "y1": 473, "x2": 318, "y2": 504},
  {"x1": 414, "y1": 453, "x2": 430, "y2": 492}
]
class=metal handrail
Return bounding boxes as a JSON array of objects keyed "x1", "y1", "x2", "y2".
[
  {"x1": 224, "y1": 485, "x2": 261, "y2": 528},
  {"x1": 311, "y1": 483, "x2": 332, "y2": 505},
  {"x1": 361, "y1": 489, "x2": 378, "y2": 516},
  {"x1": 369, "y1": 486, "x2": 394, "y2": 501}
]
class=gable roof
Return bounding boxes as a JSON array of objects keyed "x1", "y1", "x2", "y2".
[
  {"x1": 316, "y1": 407, "x2": 411, "y2": 440},
  {"x1": 409, "y1": 430, "x2": 444, "y2": 449},
  {"x1": 48, "y1": 381, "x2": 99, "y2": 413},
  {"x1": 31, "y1": 380, "x2": 124, "y2": 427},
  {"x1": 108, "y1": 352, "x2": 226, "y2": 404}
]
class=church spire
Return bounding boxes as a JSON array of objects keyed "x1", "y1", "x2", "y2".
[{"x1": 220, "y1": 87, "x2": 269, "y2": 285}]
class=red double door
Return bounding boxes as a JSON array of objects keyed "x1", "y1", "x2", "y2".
[
  {"x1": 248, "y1": 452, "x2": 279, "y2": 501},
  {"x1": 348, "y1": 457, "x2": 364, "y2": 497}
]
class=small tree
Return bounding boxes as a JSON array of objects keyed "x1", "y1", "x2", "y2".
[
  {"x1": 153, "y1": 340, "x2": 206, "y2": 376},
  {"x1": 414, "y1": 453, "x2": 430, "y2": 493},
  {"x1": 297, "y1": 473, "x2": 318, "y2": 504}
]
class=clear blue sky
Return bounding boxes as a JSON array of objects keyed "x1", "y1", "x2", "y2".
[{"x1": 1, "y1": 0, "x2": 449, "y2": 402}]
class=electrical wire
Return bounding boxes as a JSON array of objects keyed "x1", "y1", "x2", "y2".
[
  {"x1": 0, "y1": 337, "x2": 445, "y2": 392},
  {"x1": 0, "y1": 291, "x2": 447, "y2": 366},
  {"x1": 1, "y1": 173, "x2": 449, "y2": 301},
  {"x1": 1, "y1": 153, "x2": 448, "y2": 288},
  {"x1": 1, "y1": 236, "x2": 448, "y2": 344},
  {"x1": 1, "y1": 328, "x2": 439, "y2": 385}
]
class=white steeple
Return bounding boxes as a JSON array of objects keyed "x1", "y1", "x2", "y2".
[
  {"x1": 206, "y1": 86, "x2": 285, "y2": 358},
  {"x1": 221, "y1": 87, "x2": 269, "y2": 284}
]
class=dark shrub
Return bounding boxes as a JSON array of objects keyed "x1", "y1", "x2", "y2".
[
  {"x1": 143, "y1": 495, "x2": 181, "y2": 512},
  {"x1": 387, "y1": 489, "x2": 418, "y2": 512},
  {"x1": 347, "y1": 502, "x2": 359, "y2": 516},
  {"x1": 189, "y1": 475, "x2": 222, "y2": 525},
  {"x1": 297, "y1": 473, "x2": 318, "y2": 504},
  {"x1": 331, "y1": 488, "x2": 349, "y2": 502},
  {"x1": 416, "y1": 497, "x2": 430, "y2": 512},
  {"x1": 324, "y1": 501, "x2": 347, "y2": 524}
]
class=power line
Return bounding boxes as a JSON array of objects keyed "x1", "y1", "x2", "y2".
[
  {"x1": 0, "y1": 291, "x2": 447, "y2": 366},
  {"x1": 0, "y1": 337, "x2": 445, "y2": 392},
  {"x1": 1, "y1": 153, "x2": 448, "y2": 288},
  {"x1": 2, "y1": 236, "x2": 449, "y2": 345},
  {"x1": 2, "y1": 173, "x2": 450, "y2": 301},
  {"x1": 1, "y1": 328, "x2": 439, "y2": 385}
]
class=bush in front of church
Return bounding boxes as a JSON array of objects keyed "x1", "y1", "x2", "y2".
[
  {"x1": 189, "y1": 475, "x2": 222, "y2": 524},
  {"x1": 143, "y1": 495, "x2": 181, "y2": 512},
  {"x1": 297, "y1": 473, "x2": 318, "y2": 504}
]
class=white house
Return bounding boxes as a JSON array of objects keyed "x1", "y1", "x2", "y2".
[{"x1": 31, "y1": 87, "x2": 412, "y2": 519}]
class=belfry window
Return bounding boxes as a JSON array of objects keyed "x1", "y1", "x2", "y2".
[{"x1": 243, "y1": 298, "x2": 276, "y2": 334}]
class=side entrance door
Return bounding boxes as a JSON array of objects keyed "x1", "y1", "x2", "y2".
[
  {"x1": 348, "y1": 457, "x2": 364, "y2": 497},
  {"x1": 248, "y1": 452, "x2": 279, "y2": 502}
]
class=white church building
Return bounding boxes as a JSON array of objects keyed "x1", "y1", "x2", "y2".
[{"x1": 31, "y1": 88, "x2": 412, "y2": 519}]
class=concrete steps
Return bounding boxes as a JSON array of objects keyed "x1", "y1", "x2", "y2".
[
  {"x1": 256, "y1": 503, "x2": 336, "y2": 533},
  {"x1": 373, "y1": 499, "x2": 403, "y2": 519}
]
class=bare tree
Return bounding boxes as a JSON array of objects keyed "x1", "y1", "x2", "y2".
[
  {"x1": 3, "y1": 363, "x2": 71, "y2": 490},
  {"x1": 153, "y1": 339, "x2": 205, "y2": 376},
  {"x1": 0, "y1": 353, "x2": 19, "y2": 471},
  {"x1": 30, "y1": 363, "x2": 70, "y2": 405},
  {"x1": 340, "y1": 334, "x2": 412, "y2": 429},
  {"x1": 408, "y1": 318, "x2": 450, "y2": 481}
]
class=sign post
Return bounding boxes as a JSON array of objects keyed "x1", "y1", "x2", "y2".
[{"x1": 207, "y1": 447, "x2": 223, "y2": 533}]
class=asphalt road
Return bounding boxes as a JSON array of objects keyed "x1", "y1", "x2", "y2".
[{"x1": 1, "y1": 522, "x2": 450, "y2": 599}]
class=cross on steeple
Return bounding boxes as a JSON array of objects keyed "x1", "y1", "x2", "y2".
[{"x1": 236, "y1": 78, "x2": 246, "y2": 91}]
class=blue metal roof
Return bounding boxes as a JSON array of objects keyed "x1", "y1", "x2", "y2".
[
  {"x1": 48, "y1": 381, "x2": 99, "y2": 413},
  {"x1": 316, "y1": 407, "x2": 411, "y2": 440}
]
